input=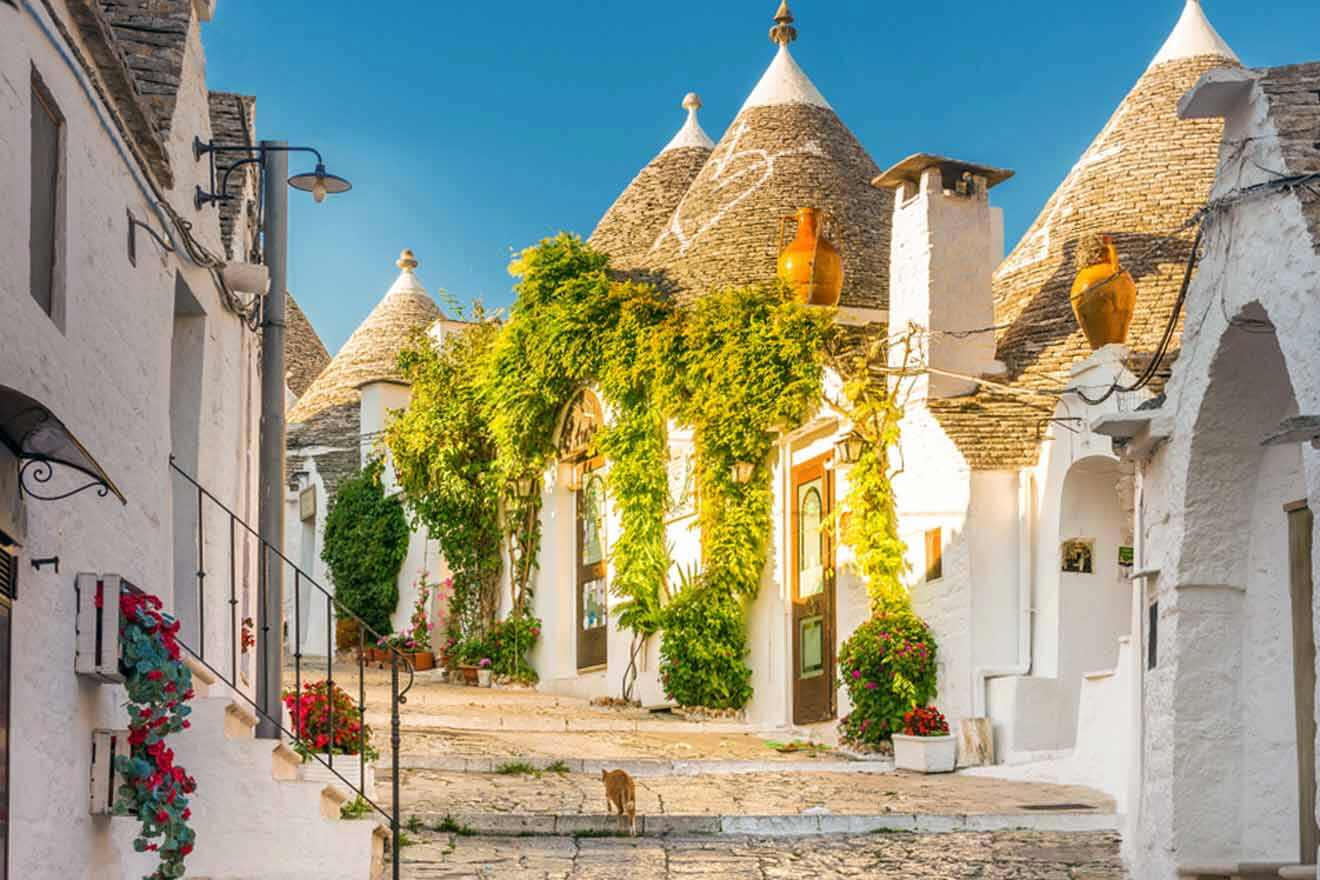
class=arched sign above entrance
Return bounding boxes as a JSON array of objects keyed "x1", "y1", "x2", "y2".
[{"x1": 559, "y1": 390, "x2": 604, "y2": 461}]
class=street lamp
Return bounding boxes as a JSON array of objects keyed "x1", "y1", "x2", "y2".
[
  {"x1": 193, "y1": 137, "x2": 351, "y2": 742},
  {"x1": 288, "y1": 163, "x2": 353, "y2": 204}
]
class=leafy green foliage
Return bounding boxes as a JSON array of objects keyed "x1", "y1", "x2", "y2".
[
  {"x1": 837, "y1": 610, "x2": 938, "y2": 749},
  {"x1": 320, "y1": 459, "x2": 409, "y2": 637},
  {"x1": 674, "y1": 284, "x2": 833, "y2": 598},
  {"x1": 825, "y1": 331, "x2": 911, "y2": 612},
  {"x1": 388, "y1": 319, "x2": 502, "y2": 639},
  {"x1": 486, "y1": 611, "x2": 541, "y2": 683},
  {"x1": 658, "y1": 580, "x2": 753, "y2": 710}
]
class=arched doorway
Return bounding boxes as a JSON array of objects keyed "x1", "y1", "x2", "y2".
[
  {"x1": 559, "y1": 390, "x2": 608, "y2": 671},
  {"x1": 1172, "y1": 303, "x2": 1315, "y2": 865}
]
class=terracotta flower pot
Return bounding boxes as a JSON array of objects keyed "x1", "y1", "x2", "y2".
[
  {"x1": 410, "y1": 651, "x2": 434, "y2": 671},
  {"x1": 458, "y1": 665, "x2": 479, "y2": 686}
]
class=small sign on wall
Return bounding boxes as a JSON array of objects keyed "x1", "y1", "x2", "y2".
[{"x1": 1061, "y1": 539, "x2": 1095, "y2": 574}]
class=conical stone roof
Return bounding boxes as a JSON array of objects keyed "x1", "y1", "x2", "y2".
[
  {"x1": 287, "y1": 250, "x2": 441, "y2": 496},
  {"x1": 285, "y1": 292, "x2": 331, "y2": 401},
  {"x1": 288, "y1": 249, "x2": 442, "y2": 425},
  {"x1": 931, "y1": 0, "x2": 1239, "y2": 469},
  {"x1": 644, "y1": 6, "x2": 892, "y2": 309},
  {"x1": 590, "y1": 94, "x2": 715, "y2": 272}
]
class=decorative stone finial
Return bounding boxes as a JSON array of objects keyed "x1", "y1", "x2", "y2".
[
  {"x1": 397, "y1": 249, "x2": 418, "y2": 271},
  {"x1": 683, "y1": 92, "x2": 702, "y2": 111},
  {"x1": 770, "y1": 1, "x2": 797, "y2": 46}
]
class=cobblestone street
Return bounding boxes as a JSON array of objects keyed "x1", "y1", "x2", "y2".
[{"x1": 398, "y1": 831, "x2": 1127, "y2": 879}]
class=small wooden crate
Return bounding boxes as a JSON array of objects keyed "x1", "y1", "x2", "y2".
[
  {"x1": 89, "y1": 728, "x2": 131, "y2": 815},
  {"x1": 74, "y1": 573, "x2": 125, "y2": 683}
]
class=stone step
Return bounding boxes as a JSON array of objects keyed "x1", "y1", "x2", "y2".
[
  {"x1": 404, "y1": 810, "x2": 1119, "y2": 838},
  {"x1": 378, "y1": 755, "x2": 892, "y2": 777}
]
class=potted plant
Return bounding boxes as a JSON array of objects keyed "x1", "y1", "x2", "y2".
[
  {"x1": 282, "y1": 680, "x2": 380, "y2": 796},
  {"x1": 477, "y1": 657, "x2": 493, "y2": 688},
  {"x1": 892, "y1": 706, "x2": 956, "y2": 773},
  {"x1": 404, "y1": 575, "x2": 436, "y2": 671}
]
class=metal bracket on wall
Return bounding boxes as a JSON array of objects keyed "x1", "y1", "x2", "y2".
[{"x1": 127, "y1": 209, "x2": 174, "y2": 267}]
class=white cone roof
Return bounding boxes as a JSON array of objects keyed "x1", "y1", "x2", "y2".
[
  {"x1": 1148, "y1": 0, "x2": 1238, "y2": 69},
  {"x1": 742, "y1": 45, "x2": 832, "y2": 111},
  {"x1": 662, "y1": 94, "x2": 716, "y2": 153}
]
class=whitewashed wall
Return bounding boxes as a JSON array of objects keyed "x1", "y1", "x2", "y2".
[
  {"x1": 1, "y1": 2, "x2": 259, "y2": 876},
  {"x1": 1130, "y1": 75, "x2": 1320, "y2": 878}
]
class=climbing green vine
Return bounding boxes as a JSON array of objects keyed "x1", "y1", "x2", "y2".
[
  {"x1": 388, "y1": 316, "x2": 503, "y2": 640},
  {"x1": 387, "y1": 234, "x2": 872, "y2": 709},
  {"x1": 824, "y1": 328, "x2": 915, "y2": 612}
]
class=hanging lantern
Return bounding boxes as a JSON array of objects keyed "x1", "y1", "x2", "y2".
[
  {"x1": 514, "y1": 477, "x2": 535, "y2": 499},
  {"x1": 836, "y1": 434, "x2": 866, "y2": 465},
  {"x1": 1070, "y1": 234, "x2": 1137, "y2": 350},
  {"x1": 731, "y1": 461, "x2": 756, "y2": 484},
  {"x1": 777, "y1": 207, "x2": 844, "y2": 307}
]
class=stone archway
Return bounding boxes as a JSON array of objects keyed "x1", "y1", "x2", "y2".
[{"x1": 1170, "y1": 302, "x2": 1312, "y2": 865}]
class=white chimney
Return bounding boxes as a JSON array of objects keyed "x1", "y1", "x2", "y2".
[{"x1": 876, "y1": 155, "x2": 1011, "y2": 399}]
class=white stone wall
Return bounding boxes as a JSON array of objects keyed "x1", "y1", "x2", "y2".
[
  {"x1": 1130, "y1": 74, "x2": 1320, "y2": 878},
  {"x1": 2, "y1": 2, "x2": 260, "y2": 876}
]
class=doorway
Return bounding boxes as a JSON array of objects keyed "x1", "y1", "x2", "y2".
[
  {"x1": 576, "y1": 459, "x2": 608, "y2": 671},
  {"x1": 170, "y1": 275, "x2": 206, "y2": 650},
  {"x1": 1288, "y1": 501, "x2": 1317, "y2": 865},
  {"x1": 792, "y1": 454, "x2": 835, "y2": 725}
]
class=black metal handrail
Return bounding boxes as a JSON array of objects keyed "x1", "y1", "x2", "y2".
[{"x1": 170, "y1": 456, "x2": 413, "y2": 878}]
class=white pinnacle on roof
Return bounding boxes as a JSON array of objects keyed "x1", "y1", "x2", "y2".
[
  {"x1": 386, "y1": 248, "x2": 428, "y2": 297},
  {"x1": 741, "y1": 2, "x2": 832, "y2": 112},
  {"x1": 662, "y1": 93, "x2": 716, "y2": 153},
  {"x1": 1148, "y1": 0, "x2": 1238, "y2": 70}
]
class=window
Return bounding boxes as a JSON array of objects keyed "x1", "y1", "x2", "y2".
[
  {"x1": 1147, "y1": 601, "x2": 1158, "y2": 671},
  {"x1": 924, "y1": 528, "x2": 943, "y2": 582},
  {"x1": 30, "y1": 68, "x2": 64, "y2": 324}
]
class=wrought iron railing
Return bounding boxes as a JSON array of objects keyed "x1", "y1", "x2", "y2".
[{"x1": 169, "y1": 457, "x2": 413, "y2": 878}]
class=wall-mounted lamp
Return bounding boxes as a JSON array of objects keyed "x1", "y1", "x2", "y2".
[
  {"x1": 192, "y1": 137, "x2": 352, "y2": 210},
  {"x1": 514, "y1": 477, "x2": 536, "y2": 499},
  {"x1": 836, "y1": 434, "x2": 866, "y2": 465},
  {"x1": 731, "y1": 461, "x2": 755, "y2": 484}
]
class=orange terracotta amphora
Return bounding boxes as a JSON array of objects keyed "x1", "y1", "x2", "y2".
[
  {"x1": 1070, "y1": 234, "x2": 1137, "y2": 350},
  {"x1": 778, "y1": 207, "x2": 844, "y2": 307}
]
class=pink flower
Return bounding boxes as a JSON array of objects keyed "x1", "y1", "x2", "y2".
[{"x1": 851, "y1": 669, "x2": 861, "y2": 680}]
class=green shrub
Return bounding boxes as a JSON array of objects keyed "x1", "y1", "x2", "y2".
[
  {"x1": 321, "y1": 460, "x2": 409, "y2": 637},
  {"x1": 837, "y1": 610, "x2": 938, "y2": 749},
  {"x1": 659, "y1": 584, "x2": 752, "y2": 710},
  {"x1": 487, "y1": 612, "x2": 541, "y2": 683}
]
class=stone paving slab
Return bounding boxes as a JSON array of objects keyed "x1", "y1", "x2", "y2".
[
  {"x1": 395, "y1": 769, "x2": 1115, "y2": 820},
  {"x1": 418, "y1": 811, "x2": 1117, "y2": 838},
  {"x1": 396, "y1": 831, "x2": 1128, "y2": 878}
]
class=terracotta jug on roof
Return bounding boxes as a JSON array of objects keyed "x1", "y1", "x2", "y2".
[
  {"x1": 778, "y1": 207, "x2": 843, "y2": 307},
  {"x1": 1070, "y1": 234, "x2": 1137, "y2": 349}
]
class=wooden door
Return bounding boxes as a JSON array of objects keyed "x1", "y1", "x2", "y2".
[
  {"x1": 576, "y1": 461, "x2": 608, "y2": 671},
  {"x1": 792, "y1": 455, "x2": 835, "y2": 725},
  {"x1": 1288, "y1": 501, "x2": 1318, "y2": 865}
]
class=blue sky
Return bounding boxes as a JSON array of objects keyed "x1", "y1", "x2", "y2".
[{"x1": 204, "y1": 1, "x2": 1320, "y2": 354}]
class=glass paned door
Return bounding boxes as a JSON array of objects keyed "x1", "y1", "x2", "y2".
[
  {"x1": 576, "y1": 465, "x2": 608, "y2": 670},
  {"x1": 792, "y1": 455, "x2": 835, "y2": 725}
]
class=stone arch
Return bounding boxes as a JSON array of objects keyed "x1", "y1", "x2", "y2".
[
  {"x1": 1170, "y1": 301, "x2": 1309, "y2": 864},
  {"x1": 1052, "y1": 455, "x2": 1129, "y2": 747}
]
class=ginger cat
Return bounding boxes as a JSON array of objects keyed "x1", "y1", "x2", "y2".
[{"x1": 601, "y1": 769, "x2": 637, "y2": 836}]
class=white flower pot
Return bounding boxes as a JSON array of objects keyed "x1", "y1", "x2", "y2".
[
  {"x1": 298, "y1": 753, "x2": 376, "y2": 799},
  {"x1": 892, "y1": 734, "x2": 957, "y2": 774},
  {"x1": 477, "y1": 669, "x2": 493, "y2": 688}
]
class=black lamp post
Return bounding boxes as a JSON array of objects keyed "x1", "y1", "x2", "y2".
[{"x1": 192, "y1": 137, "x2": 351, "y2": 740}]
